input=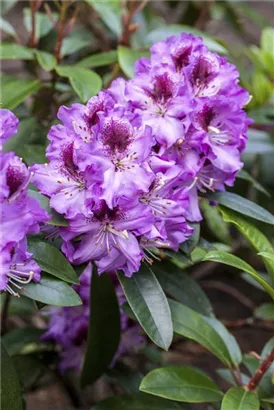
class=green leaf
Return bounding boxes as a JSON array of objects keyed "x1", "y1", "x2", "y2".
[
  {"x1": 2, "y1": 328, "x2": 44, "y2": 356},
  {"x1": 153, "y1": 261, "x2": 214, "y2": 317},
  {"x1": 1, "y1": 0, "x2": 17, "y2": 15},
  {"x1": 1, "y1": 74, "x2": 41, "y2": 110},
  {"x1": 1, "y1": 42, "x2": 34, "y2": 59},
  {"x1": 180, "y1": 223, "x2": 200, "y2": 254},
  {"x1": 61, "y1": 26, "x2": 93, "y2": 57},
  {"x1": 77, "y1": 50, "x2": 118, "y2": 68},
  {"x1": 118, "y1": 46, "x2": 150, "y2": 78},
  {"x1": 12, "y1": 355, "x2": 46, "y2": 390},
  {"x1": 19, "y1": 275, "x2": 82, "y2": 306},
  {"x1": 258, "y1": 252, "x2": 274, "y2": 261},
  {"x1": 91, "y1": 394, "x2": 183, "y2": 410},
  {"x1": 261, "y1": 398, "x2": 274, "y2": 404},
  {"x1": 169, "y1": 299, "x2": 241, "y2": 367},
  {"x1": 217, "y1": 369, "x2": 250, "y2": 387},
  {"x1": 219, "y1": 208, "x2": 274, "y2": 285},
  {"x1": 56, "y1": 66, "x2": 102, "y2": 102},
  {"x1": 243, "y1": 353, "x2": 274, "y2": 398},
  {"x1": 146, "y1": 25, "x2": 227, "y2": 54},
  {"x1": 237, "y1": 170, "x2": 270, "y2": 197},
  {"x1": 81, "y1": 269, "x2": 120, "y2": 386},
  {"x1": 28, "y1": 189, "x2": 68, "y2": 227},
  {"x1": 221, "y1": 387, "x2": 259, "y2": 410},
  {"x1": 1, "y1": 342, "x2": 23, "y2": 410},
  {"x1": 203, "y1": 251, "x2": 274, "y2": 299},
  {"x1": 140, "y1": 366, "x2": 223, "y2": 403},
  {"x1": 23, "y1": 9, "x2": 57, "y2": 40},
  {"x1": 19, "y1": 144, "x2": 47, "y2": 165},
  {"x1": 261, "y1": 28, "x2": 274, "y2": 54},
  {"x1": 34, "y1": 50, "x2": 57, "y2": 71},
  {"x1": 201, "y1": 201, "x2": 231, "y2": 244},
  {"x1": 86, "y1": 0, "x2": 122, "y2": 36},
  {"x1": 118, "y1": 265, "x2": 173, "y2": 350},
  {"x1": 28, "y1": 239, "x2": 78, "y2": 284},
  {"x1": 0, "y1": 17, "x2": 17, "y2": 39},
  {"x1": 203, "y1": 191, "x2": 274, "y2": 225},
  {"x1": 106, "y1": 369, "x2": 144, "y2": 394},
  {"x1": 254, "y1": 304, "x2": 274, "y2": 321}
]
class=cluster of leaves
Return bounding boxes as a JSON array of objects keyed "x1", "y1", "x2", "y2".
[{"x1": 1, "y1": 1, "x2": 274, "y2": 410}]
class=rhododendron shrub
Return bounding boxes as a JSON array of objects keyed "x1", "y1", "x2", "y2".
[{"x1": 1, "y1": 2, "x2": 274, "y2": 409}]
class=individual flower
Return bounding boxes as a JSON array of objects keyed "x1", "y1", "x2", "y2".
[
  {"x1": 42, "y1": 264, "x2": 143, "y2": 373},
  {"x1": 0, "y1": 108, "x2": 19, "y2": 148}
]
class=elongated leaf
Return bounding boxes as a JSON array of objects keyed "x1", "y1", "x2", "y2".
[
  {"x1": 34, "y1": 50, "x2": 57, "y2": 71},
  {"x1": 1, "y1": 74, "x2": 41, "y2": 110},
  {"x1": 140, "y1": 366, "x2": 223, "y2": 403},
  {"x1": 2, "y1": 328, "x2": 44, "y2": 357},
  {"x1": 77, "y1": 50, "x2": 118, "y2": 68},
  {"x1": 180, "y1": 223, "x2": 200, "y2": 254},
  {"x1": 91, "y1": 394, "x2": 183, "y2": 410},
  {"x1": 86, "y1": 0, "x2": 122, "y2": 36},
  {"x1": 1, "y1": 42, "x2": 34, "y2": 59},
  {"x1": 0, "y1": 18, "x2": 17, "y2": 38},
  {"x1": 61, "y1": 26, "x2": 93, "y2": 57},
  {"x1": 258, "y1": 252, "x2": 274, "y2": 261},
  {"x1": 106, "y1": 369, "x2": 144, "y2": 394},
  {"x1": 19, "y1": 275, "x2": 82, "y2": 306},
  {"x1": 118, "y1": 46, "x2": 150, "y2": 78},
  {"x1": 237, "y1": 170, "x2": 270, "y2": 197},
  {"x1": 3, "y1": 117, "x2": 46, "y2": 153},
  {"x1": 23, "y1": 9, "x2": 57, "y2": 40},
  {"x1": 28, "y1": 239, "x2": 78, "y2": 284},
  {"x1": 56, "y1": 66, "x2": 102, "y2": 102},
  {"x1": 118, "y1": 266, "x2": 173, "y2": 350},
  {"x1": 219, "y1": 208, "x2": 274, "y2": 285},
  {"x1": 254, "y1": 304, "x2": 274, "y2": 321},
  {"x1": 146, "y1": 25, "x2": 227, "y2": 54},
  {"x1": 153, "y1": 261, "x2": 214, "y2": 317},
  {"x1": 243, "y1": 353, "x2": 274, "y2": 398},
  {"x1": 169, "y1": 299, "x2": 241, "y2": 367},
  {"x1": 204, "y1": 192, "x2": 274, "y2": 225},
  {"x1": 81, "y1": 269, "x2": 120, "y2": 386},
  {"x1": 201, "y1": 201, "x2": 231, "y2": 244},
  {"x1": 221, "y1": 387, "x2": 259, "y2": 410},
  {"x1": 217, "y1": 369, "x2": 250, "y2": 387},
  {"x1": 203, "y1": 251, "x2": 274, "y2": 299},
  {"x1": 1, "y1": 342, "x2": 23, "y2": 410},
  {"x1": 28, "y1": 189, "x2": 68, "y2": 226}
]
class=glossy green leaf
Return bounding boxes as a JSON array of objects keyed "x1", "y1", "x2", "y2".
[
  {"x1": 203, "y1": 251, "x2": 274, "y2": 299},
  {"x1": 106, "y1": 369, "x2": 144, "y2": 394},
  {"x1": 219, "y1": 208, "x2": 274, "y2": 285},
  {"x1": 153, "y1": 261, "x2": 214, "y2": 317},
  {"x1": 18, "y1": 144, "x2": 46, "y2": 165},
  {"x1": 140, "y1": 366, "x2": 223, "y2": 403},
  {"x1": 1, "y1": 74, "x2": 41, "y2": 110},
  {"x1": 56, "y1": 66, "x2": 102, "y2": 102},
  {"x1": 254, "y1": 303, "x2": 274, "y2": 321},
  {"x1": 201, "y1": 201, "x2": 231, "y2": 244},
  {"x1": 0, "y1": 17, "x2": 17, "y2": 38},
  {"x1": 1, "y1": 342, "x2": 23, "y2": 410},
  {"x1": 204, "y1": 192, "x2": 274, "y2": 225},
  {"x1": 85, "y1": 0, "x2": 122, "y2": 36},
  {"x1": 2, "y1": 328, "x2": 44, "y2": 356},
  {"x1": 91, "y1": 394, "x2": 183, "y2": 410},
  {"x1": 19, "y1": 275, "x2": 82, "y2": 306},
  {"x1": 258, "y1": 252, "x2": 274, "y2": 261},
  {"x1": 1, "y1": 42, "x2": 34, "y2": 59},
  {"x1": 28, "y1": 189, "x2": 68, "y2": 227},
  {"x1": 146, "y1": 25, "x2": 227, "y2": 54},
  {"x1": 261, "y1": 337, "x2": 274, "y2": 358},
  {"x1": 61, "y1": 26, "x2": 93, "y2": 57},
  {"x1": 217, "y1": 369, "x2": 250, "y2": 387},
  {"x1": 118, "y1": 265, "x2": 173, "y2": 350},
  {"x1": 23, "y1": 9, "x2": 57, "y2": 40},
  {"x1": 28, "y1": 239, "x2": 78, "y2": 284},
  {"x1": 180, "y1": 223, "x2": 200, "y2": 254},
  {"x1": 261, "y1": 398, "x2": 274, "y2": 404},
  {"x1": 81, "y1": 269, "x2": 120, "y2": 386},
  {"x1": 118, "y1": 46, "x2": 150, "y2": 78},
  {"x1": 169, "y1": 299, "x2": 241, "y2": 367},
  {"x1": 77, "y1": 50, "x2": 118, "y2": 68},
  {"x1": 221, "y1": 387, "x2": 259, "y2": 410},
  {"x1": 237, "y1": 170, "x2": 270, "y2": 197},
  {"x1": 34, "y1": 50, "x2": 57, "y2": 71}
]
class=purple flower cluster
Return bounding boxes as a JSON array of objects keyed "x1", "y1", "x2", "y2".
[
  {"x1": 0, "y1": 109, "x2": 49, "y2": 296},
  {"x1": 42, "y1": 264, "x2": 143, "y2": 372},
  {"x1": 31, "y1": 33, "x2": 251, "y2": 277}
]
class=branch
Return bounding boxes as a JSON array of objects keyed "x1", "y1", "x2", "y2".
[
  {"x1": 245, "y1": 348, "x2": 274, "y2": 391},
  {"x1": 54, "y1": 0, "x2": 70, "y2": 64}
]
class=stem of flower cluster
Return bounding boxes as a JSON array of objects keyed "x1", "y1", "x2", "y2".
[
  {"x1": 29, "y1": 0, "x2": 37, "y2": 47},
  {"x1": 245, "y1": 348, "x2": 274, "y2": 391},
  {"x1": 54, "y1": 0, "x2": 70, "y2": 64}
]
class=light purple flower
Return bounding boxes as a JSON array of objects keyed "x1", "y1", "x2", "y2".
[{"x1": 0, "y1": 109, "x2": 19, "y2": 148}]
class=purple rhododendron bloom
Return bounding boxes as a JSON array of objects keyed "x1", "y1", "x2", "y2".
[
  {"x1": 31, "y1": 32, "x2": 251, "y2": 277},
  {"x1": 42, "y1": 264, "x2": 143, "y2": 373},
  {"x1": 0, "y1": 109, "x2": 49, "y2": 296}
]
